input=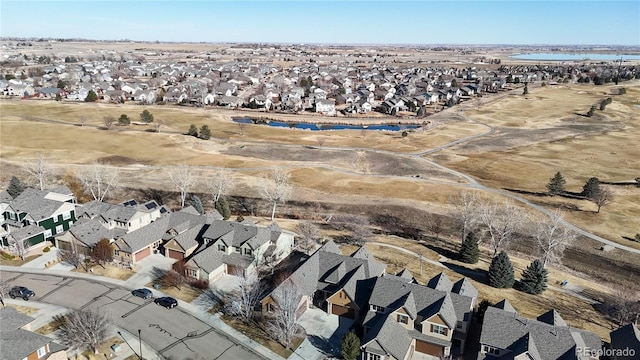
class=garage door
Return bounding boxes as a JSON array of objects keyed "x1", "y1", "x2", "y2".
[
  {"x1": 134, "y1": 247, "x2": 151, "y2": 262},
  {"x1": 331, "y1": 304, "x2": 355, "y2": 319},
  {"x1": 167, "y1": 249, "x2": 184, "y2": 260},
  {"x1": 415, "y1": 340, "x2": 443, "y2": 356}
]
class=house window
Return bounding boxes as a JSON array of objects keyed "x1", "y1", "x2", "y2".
[
  {"x1": 114, "y1": 250, "x2": 120, "y2": 256},
  {"x1": 366, "y1": 354, "x2": 381, "y2": 360},
  {"x1": 55, "y1": 225, "x2": 64, "y2": 234},
  {"x1": 44, "y1": 229, "x2": 52, "y2": 239},
  {"x1": 482, "y1": 345, "x2": 499, "y2": 355},
  {"x1": 244, "y1": 248, "x2": 252, "y2": 256},
  {"x1": 397, "y1": 314, "x2": 408, "y2": 324},
  {"x1": 234, "y1": 247, "x2": 240, "y2": 253},
  {"x1": 62, "y1": 212, "x2": 71, "y2": 220},
  {"x1": 456, "y1": 321, "x2": 463, "y2": 329},
  {"x1": 37, "y1": 346, "x2": 47, "y2": 358},
  {"x1": 8, "y1": 212, "x2": 16, "y2": 220},
  {"x1": 432, "y1": 324, "x2": 447, "y2": 335},
  {"x1": 218, "y1": 244, "x2": 226, "y2": 252},
  {"x1": 266, "y1": 303, "x2": 275, "y2": 312},
  {"x1": 371, "y1": 305, "x2": 385, "y2": 313}
]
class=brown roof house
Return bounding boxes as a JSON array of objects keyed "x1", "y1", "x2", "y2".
[
  {"x1": 260, "y1": 240, "x2": 386, "y2": 320},
  {"x1": 360, "y1": 272, "x2": 477, "y2": 359},
  {"x1": 478, "y1": 299, "x2": 602, "y2": 360},
  {"x1": 0, "y1": 306, "x2": 67, "y2": 360}
]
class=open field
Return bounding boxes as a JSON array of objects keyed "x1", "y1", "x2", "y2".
[{"x1": 433, "y1": 81, "x2": 640, "y2": 246}]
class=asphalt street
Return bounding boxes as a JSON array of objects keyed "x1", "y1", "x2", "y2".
[{"x1": 3, "y1": 271, "x2": 262, "y2": 360}]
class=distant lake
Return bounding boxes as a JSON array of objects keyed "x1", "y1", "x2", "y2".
[
  {"x1": 511, "y1": 53, "x2": 640, "y2": 61},
  {"x1": 233, "y1": 117, "x2": 420, "y2": 131}
]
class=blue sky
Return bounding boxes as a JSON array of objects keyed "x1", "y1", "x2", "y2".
[{"x1": 1, "y1": 1, "x2": 639, "y2": 45}]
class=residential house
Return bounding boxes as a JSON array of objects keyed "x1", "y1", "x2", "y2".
[
  {"x1": 217, "y1": 95, "x2": 240, "y2": 108},
  {"x1": 315, "y1": 99, "x2": 336, "y2": 115},
  {"x1": 1, "y1": 187, "x2": 75, "y2": 250},
  {"x1": 37, "y1": 87, "x2": 65, "y2": 99},
  {"x1": 185, "y1": 221, "x2": 294, "y2": 282},
  {"x1": 478, "y1": 300, "x2": 602, "y2": 359},
  {"x1": 6, "y1": 84, "x2": 35, "y2": 97},
  {"x1": 260, "y1": 240, "x2": 386, "y2": 319},
  {"x1": 0, "y1": 306, "x2": 68, "y2": 360},
  {"x1": 112, "y1": 207, "x2": 214, "y2": 265},
  {"x1": 360, "y1": 272, "x2": 477, "y2": 359},
  {"x1": 610, "y1": 323, "x2": 639, "y2": 360}
]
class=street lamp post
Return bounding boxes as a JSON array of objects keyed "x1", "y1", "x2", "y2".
[
  {"x1": 117, "y1": 330, "x2": 142, "y2": 360},
  {"x1": 138, "y1": 329, "x2": 142, "y2": 360}
]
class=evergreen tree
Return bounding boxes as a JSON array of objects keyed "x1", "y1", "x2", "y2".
[
  {"x1": 586, "y1": 105, "x2": 595, "y2": 117},
  {"x1": 476, "y1": 299, "x2": 492, "y2": 324},
  {"x1": 459, "y1": 232, "x2": 480, "y2": 264},
  {"x1": 488, "y1": 251, "x2": 515, "y2": 288},
  {"x1": 187, "y1": 124, "x2": 198, "y2": 137},
  {"x1": 189, "y1": 195, "x2": 204, "y2": 215},
  {"x1": 118, "y1": 114, "x2": 130, "y2": 125},
  {"x1": 340, "y1": 332, "x2": 361, "y2": 360},
  {"x1": 84, "y1": 89, "x2": 98, "y2": 102},
  {"x1": 215, "y1": 197, "x2": 231, "y2": 220},
  {"x1": 582, "y1": 177, "x2": 601, "y2": 198},
  {"x1": 518, "y1": 259, "x2": 548, "y2": 295},
  {"x1": 199, "y1": 125, "x2": 211, "y2": 140},
  {"x1": 546, "y1": 172, "x2": 566, "y2": 195},
  {"x1": 7, "y1": 176, "x2": 25, "y2": 198},
  {"x1": 140, "y1": 109, "x2": 154, "y2": 123}
]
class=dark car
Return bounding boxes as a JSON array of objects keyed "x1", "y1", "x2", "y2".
[
  {"x1": 9, "y1": 286, "x2": 35, "y2": 300},
  {"x1": 154, "y1": 296, "x2": 178, "y2": 309},
  {"x1": 131, "y1": 288, "x2": 153, "y2": 299}
]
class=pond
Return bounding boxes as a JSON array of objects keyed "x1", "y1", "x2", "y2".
[
  {"x1": 233, "y1": 117, "x2": 421, "y2": 131},
  {"x1": 510, "y1": 53, "x2": 640, "y2": 61}
]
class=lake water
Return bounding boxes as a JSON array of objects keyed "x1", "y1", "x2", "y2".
[
  {"x1": 510, "y1": 53, "x2": 640, "y2": 61},
  {"x1": 233, "y1": 117, "x2": 420, "y2": 131}
]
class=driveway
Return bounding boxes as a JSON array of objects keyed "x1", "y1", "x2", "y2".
[{"x1": 296, "y1": 307, "x2": 354, "y2": 359}]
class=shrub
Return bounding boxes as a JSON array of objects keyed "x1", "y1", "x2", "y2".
[
  {"x1": 43, "y1": 246, "x2": 50, "y2": 253},
  {"x1": 190, "y1": 279, "x2": 209, "y2": 290},
  {"x1": 1, "y1": 251, "x2": 15, "y2": 260}
]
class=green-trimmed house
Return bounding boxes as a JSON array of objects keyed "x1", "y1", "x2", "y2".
[{"x1": 1, "y1": 187, "x2": 76, "y2": 251}]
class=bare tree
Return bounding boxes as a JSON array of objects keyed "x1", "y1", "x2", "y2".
[
  {"x1": 57, "y1": 308, "x2": 112, "y2": 354},
  {"x1": 426, "y1": 214, "x2": 444, "y2": 241},
  {"x1": 103, "y1": 116, "x2": 115, "y2": 130},
  {"x1": 23, "y1": 154, "x2": 56, "y2": 190},
  {"x1": 169, "y1": 165, "x2": 196, "y2": 208},
  {"x1": 226, "y1": 270, "x2": 265, "y2": 324},
  {"x1": 162, "y1": 269, "x2": 186, "y2": 290},
  {"x1": 331, "y1": 214, "x2": 373, "y2": 245},
  {"x1": 9, "y1": 238, "x2": 29, "y2": 261},
  {"x1": 450, "y1": 190, "x2": 479, "y2": 245},
  {"x1": 0, "y1": 277, "x2": 11, "y2": 306},
  {"x1": 533, "y1": 210, "x2": 576, "y2": 267},
  {"x1": 354, "y1": 151, "x2": 370, "y2": 174},
  {"x1": 207, "y1": 168, "x2": 235, "y2": 203},
  {"x1": 316, "y1": 136, "x2": 326, "y2": 146},
  {"x1": 256, "y1": 247, "x2": 285, "y2": 276},
  {"x1": 60, "y1": 247, "x2": 83, "y2": 269},
  {"x1": 79, "y1": 163, "x2": 119, "y2": 201},
  {"x1": 591, "y1": 187, "x2": 613, "y2": 213},
  {"x1": 477, "y1": 198, "x2": 526, "y2": 257},
  {"x1": 91, "y1": 238, "x2": 113, "y2": 269},
  {"x1": 260, "y1": 168, "x2": 292, "y2": 221},
  {"x1": 267, "y1": 280, "x2": 303, "y2": 349},
  {"x1": 295, "y1": 221, "x2": 321, "y2": 254},
  {"x1": 238, "y1": 121, "x2": 247, "y2": 135},
  {"x1": 79, "y1": 115, "x2": 87, "y2": 127}
]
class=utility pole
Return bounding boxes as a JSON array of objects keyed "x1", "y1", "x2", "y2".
[{"x1": 138, "y1": 329, "x2": 142, "y2": 360}]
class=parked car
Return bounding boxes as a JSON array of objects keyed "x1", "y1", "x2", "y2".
[
  {"x1": 131, "y1": 288, "x2": 152, "y2": 299},
  {"x1": 154, "y1": 296, "x2": 178, "y2": 309},
  {"x1": 9, "y1": 286, "x2": 35, "y2": 300}
]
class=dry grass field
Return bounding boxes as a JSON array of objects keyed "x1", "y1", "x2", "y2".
[{"x1": 434, "y1": 81, "x2": 640, "y2": 246}]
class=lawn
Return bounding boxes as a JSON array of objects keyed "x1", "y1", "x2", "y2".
[
  {"x1": 220, "y1": 315, "x2": 305, "y2": 358},
  {"x1": 144, "y1": 281, "x2": 204, "y2": 303},
  {"x1": 72, "y1": 263, "x2": 135, "y2": 281},
  {"x1": 0, "y1": 254, "x2": 41, "y2": 266},
  {"x1": 6, "y1": 304, "x2": 38, "y2": 315}
]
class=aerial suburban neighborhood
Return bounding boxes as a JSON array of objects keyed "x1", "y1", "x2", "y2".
[{"x1": 1, "y1": 1, "x2": 640, "y2": 360}]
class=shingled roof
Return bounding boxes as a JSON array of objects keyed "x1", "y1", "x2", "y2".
[
  {"x1": 479, "y1": 305, "x2": 602, "y2": 360},
  {"x1": 9, "y1": 188, "x2": 69, "y2": 222},
  {"x1": 0, "y1": 307, "x2": 67, "y2": 360},
  {"x1": 610, "y1": 323, "x2": 640, "y2": 360}
]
